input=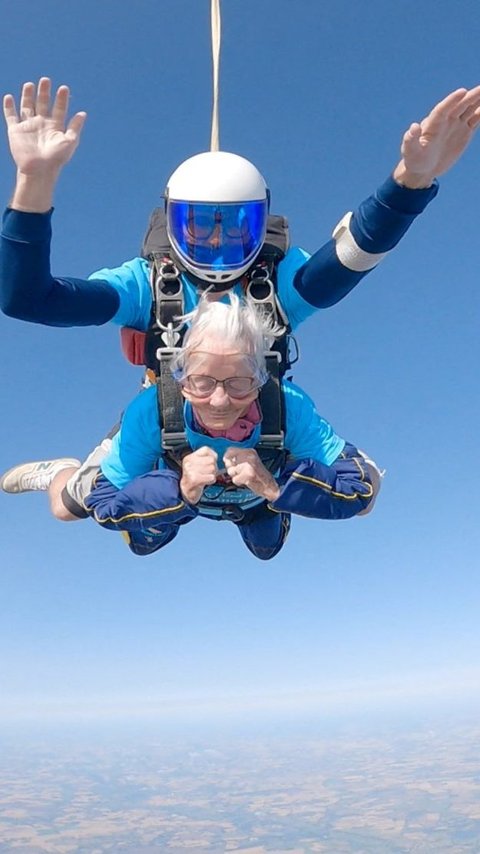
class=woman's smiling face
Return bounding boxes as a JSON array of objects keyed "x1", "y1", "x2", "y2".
[{"x1": 180, "y1": 338, "x2": 261, "y2": 431}]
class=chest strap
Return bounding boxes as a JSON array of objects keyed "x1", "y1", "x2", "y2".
[{"x1": 145, "y1": 258, "x2": 186, "y2": 369}]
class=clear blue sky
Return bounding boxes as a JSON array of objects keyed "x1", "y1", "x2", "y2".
[{"x1": 1, "y1": 0, "x2": 480, "y2": 725}]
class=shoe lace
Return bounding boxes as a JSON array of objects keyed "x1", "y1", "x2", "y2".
[{"x1": 20, "y1": 472, "x2": 52, "y2": 491}]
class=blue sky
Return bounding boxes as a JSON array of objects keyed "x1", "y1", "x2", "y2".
[{"x1": 1, "y1": 0, "x2": 480, "y2": 725}]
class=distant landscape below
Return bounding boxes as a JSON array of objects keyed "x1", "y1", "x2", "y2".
[{"x1": 1, "y1": 707, "x2": 480, "y2": 852}]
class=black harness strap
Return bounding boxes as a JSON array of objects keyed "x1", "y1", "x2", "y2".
[
  {"x1": 156, "y1": 350, "x2": 186, "y2": 451},
  {"x1": 258, "y1": 353, "x2": 283, "y2": 444}
]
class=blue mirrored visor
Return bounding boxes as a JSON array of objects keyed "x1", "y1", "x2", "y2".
[{"x1": 167, "y1": 200, "x2": 267, "y2": 271}]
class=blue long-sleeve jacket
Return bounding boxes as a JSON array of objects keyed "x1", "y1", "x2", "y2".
[
  {"x1": 0, "y1": 177, "x2": 437, "y2": 330},
  {"x1": 84, "y1": 381, "x2": 375, "y2": 534}
]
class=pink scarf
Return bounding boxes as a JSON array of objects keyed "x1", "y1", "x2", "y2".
[{"x1": 194, "y1": 400, "x2": 261, "y2": 441}]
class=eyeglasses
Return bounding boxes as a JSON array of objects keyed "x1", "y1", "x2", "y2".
[
  {"x1": 186, "y1": 207, "x2": 252, "y2": 241},
  {"x1": 182, "y1": 374, "x2": 260, "y2": 399}
]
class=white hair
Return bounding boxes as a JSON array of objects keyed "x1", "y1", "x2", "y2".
[{"x1": 170, "y1": 292, "x2": 278, "y2": 383}]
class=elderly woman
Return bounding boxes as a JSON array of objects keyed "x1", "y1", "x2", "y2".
[
  {"x1": 1, "y1": 294, "x2": 380, "y2": 560},
  {"x1": 82, "y1": 293, "x2": 379, "y2": 559}
]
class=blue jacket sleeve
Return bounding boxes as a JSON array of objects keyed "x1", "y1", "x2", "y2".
[
  {"x1": 100, "y1": 386, "x2": 163, "y2": 488},
  {"x1": 85, "y1": 388, "x2": 199, "y2": 532},
  {"x1": 270, "y1": 443, "x2": 374, "y2": 519},
  {"x1": 0, "y1": 208, "x2": 120, "y2": 326},
  {"x1": 293, "y1": 176, "x2": 439, "y2": 309},
  {"x1": 84, "y1": 471, "x2": 198, "y2": 532}
]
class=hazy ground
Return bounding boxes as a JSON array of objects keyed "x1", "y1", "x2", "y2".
[{"x1": 1, "y1": 708, "x2": 480, "y2": 852}]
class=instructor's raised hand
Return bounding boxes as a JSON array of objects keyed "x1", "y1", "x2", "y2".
[
  {"x1": 3, "y1": 78, "x2": 86, "y2": 211},
  {"x1": 393, "y1": 86, "x2": 480, "y2": 189}
]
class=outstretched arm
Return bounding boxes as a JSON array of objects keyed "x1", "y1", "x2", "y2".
[
  {"x1": 0, "y1": 207, "x2": 120, "y2": 325},
  {"x1": 3, "y1": 77, "x2": 86, "y2": 212},
  {"x1": 1, "y1": 78, "x2": 155, "y2": 328},
  {"x1": 1, "y1": 79, "x2": 146, "y2": 327},
  {"x1": 289, "y1": 86, "x2": 480, "y2": 316}
]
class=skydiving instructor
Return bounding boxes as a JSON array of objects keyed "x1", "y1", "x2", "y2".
[{"x1": 3, "y1": 78, "x2": 480, "y2": 331}]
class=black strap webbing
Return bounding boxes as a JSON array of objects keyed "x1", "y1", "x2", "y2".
[
  {"x1": 157, "y1": 351, "x2": 185, "y2": 449},
  {"x1": 258, "y1": 354, "x2": 284, "y2": 445}
]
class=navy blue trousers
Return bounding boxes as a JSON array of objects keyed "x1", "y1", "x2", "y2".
[{"x1": 123, "y1": 508, "x2": 291, "y2": 561}]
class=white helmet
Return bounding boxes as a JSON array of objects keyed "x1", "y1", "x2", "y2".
[{"x1": 165, "y1": 151, "x2": 269, "y2": 286}]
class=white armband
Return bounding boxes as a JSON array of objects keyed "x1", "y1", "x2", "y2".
[{"x1": 332, "y1": 212, "x2": 388, "y2": 272}]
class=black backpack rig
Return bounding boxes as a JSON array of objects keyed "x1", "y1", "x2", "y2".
[{"x1": 121, "y1": 207, "x2": 299, "y2": 492}]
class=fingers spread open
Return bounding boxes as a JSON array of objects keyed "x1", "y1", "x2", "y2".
[
  {"x1": 3, "y1": 94, "x2": 18, "y2": 125},
  {"x1": 35, "y1": 77, "x2": 51, "y2": 117},
  {"x1": 51, "y1": 84, "x2": 70, "y2": 126},
  {"x1": 66, "y1": 111, "x2": 87, "y2": 140},
  {"x1": 19, "y1": 81, "x2": 36, "y2": 119}
]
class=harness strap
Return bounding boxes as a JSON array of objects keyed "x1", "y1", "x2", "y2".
[
  {"x1": 153, "y1": 257, "x2": 184, "y2": 328},
  {"x1": 147, "y1": 257, "x2": 186, "y2": 362},
  {"x1": 258, "y1": 353, "x2": 284, "y2": 445},
  {"x1": 156, "y1": 350, "x2": 186, "y2": 450}
]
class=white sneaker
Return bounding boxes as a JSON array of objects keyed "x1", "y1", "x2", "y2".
[{"x1": 0, "y1": 458, "x2": 81, "y2": 494}]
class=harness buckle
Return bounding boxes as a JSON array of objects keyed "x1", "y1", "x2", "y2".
[
  {"x1": 220, "y1": 505, "x2": 246, "y2": 523},
  {"x1": 158, "y1": 259, "x2": 181, "y2": 282},
  {"x1": 161, "y1": 429, "x2": 188, "y2": 451},
  {"x1": 156, "y1": 325, "x2": 181, "y2": 348},
  {"x1": 156, "y1": 346, "x2": 182, "y2": 364},
  {"x1": 249, "y1": 263, "x2": 271, "y2": 286},
  {"x1": 259, "y1": 432, "x2": 285, "y2": 449},
  {"x1": 154, "y1": 265, "x2": 185, "y2": 335},
  {"x1": 246, "y1": 275, "x2": 288, "y2": 339}
]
